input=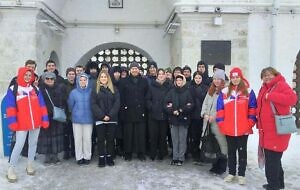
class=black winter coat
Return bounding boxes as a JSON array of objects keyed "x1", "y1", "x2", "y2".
[
  {"x1": 119, "y1": 75, "x2": 148, "y2": 122},
  {"x1": 164, "y1": 85, "x2": 194, "y2": 126},
  {"x1": 189, "y1": 82, "x2": 208, "y2": 119},
  {"x1": 146, "y1": 80, "x2": 172, "y2": 121},
  {"x1": 91, "y1": 86, "x2": 120, "y2": 122},
  {"x1": 39, "y1": 83, "x2": 67, "y2": 118}
]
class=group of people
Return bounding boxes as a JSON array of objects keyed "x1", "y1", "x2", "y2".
[{"x1": 5, "y1": 59, "x2": 297, "y2": 190}]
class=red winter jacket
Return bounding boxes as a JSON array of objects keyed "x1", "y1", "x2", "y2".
[
  {"x1": 256, "y1": 74, "x2": 297, "y2": 152},
  {"x1": 6, "y1": 67, "x2": 49, "y2": 131},
  {"x1": 216, "y1": 86, "x2": 257, "y2": 136}
]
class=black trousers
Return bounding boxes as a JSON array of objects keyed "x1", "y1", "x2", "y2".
[
  {"x1": 188, "y1": 119, "x2": 203, "y2": 160},
  {"x1": 264, "y1": 149, "x2": 284, "y2": 190},
  {"x1": 124, "y1": 121, "x2": 146, "y2": 155},
  {"x1": 96, "y1": 124, "x2": 116, "y2": 156},
  {"x1": 91, "y1": 124, "x2": 97, "y2": 155},
  {"x1": 148, "y1": 119, "x2": 168, "y2": 159},
  {"x1": 63, "y1": 120, "x2": 75, "y2": 154},
  {"x1": 226, "y1": 135, "x2": 248, "y2": 176}
]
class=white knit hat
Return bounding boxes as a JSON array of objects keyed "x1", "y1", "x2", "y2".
[{"x1": 213, "y1": 69, "x2": 225, "y2": 80}]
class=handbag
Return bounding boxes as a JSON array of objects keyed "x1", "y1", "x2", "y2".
[
  {"x1": 270, "y1": 102, "x2": 297, "y2": 134},
  {"x1": 199, "y1": 123, "x2": 220, "y2": 163},
  {"x1": 45, "y1": 89, "x2": 66, "y2": 122}
]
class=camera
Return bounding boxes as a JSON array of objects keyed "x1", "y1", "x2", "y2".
[{"x1": 215, "y1": 7, "x2": 221, "y2": 13}]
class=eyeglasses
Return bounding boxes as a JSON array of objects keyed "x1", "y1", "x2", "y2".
[{"x1": 45, "y1": 77, "x2": 54, "y2": 80}]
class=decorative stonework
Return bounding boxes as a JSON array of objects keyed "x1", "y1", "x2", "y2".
[{"x1": 293, "y1": 51, "x2": 300, "y2": 128}]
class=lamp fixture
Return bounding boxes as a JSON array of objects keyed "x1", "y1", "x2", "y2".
[{"x1": 114, "y1": 25, "x2": 120, "y2": 34}]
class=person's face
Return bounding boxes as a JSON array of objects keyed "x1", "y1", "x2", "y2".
[
  {"x1": 157, "y1": 70, "x2": 166, "y2": 81},
  {"x1": 67, "y1": 71, "x2": 76, "y2": 83},
  {"x1": 194, "y1": 74, "x2": 202, "y2": 85},
  {"x1": 166, "y1": 72, "x2": 173, "y2": 80},
  {"x1": 183, "y1": 69, "x2": 191, "y2": 78},
  {"x1": 44, "y1": 77, "x2": 55, "y2": 86},
  {"x1": 99, "y1": 73, "x2": 108, "y2": 85},
  {"x1": 231, "y1": 76, "x2": 241, "y2": 86},
  {"x1": 101, "y1": 66, "x2": 109, "y2": 72},
  {"x1": 121, "y1": 71, "x2": 127, "y2": 78},
  {"x1": 262, "y1": 71, "x2": 275, "y2": 84},
  {"x1": 149, "y1": 66, "x2": 157, "y2": 76},
  {"x1": 79, "y1": 76, "x2": 87, "y2": 88},
  {"x1": 130, "y1": 67, "x2": 139, "y2": 77},
  {"x1": 213, "y1": 78, "x2": 222, "y2": 87},
  {"x1": 46, "y1": 62, "x2": 56, "y2": 72},
  {"x1": 90, "y1": 68, "x2": 97, "y2": 74},
  {"x1": 26, "y1": 64, "x2": 36, "y2": 71},
  {"x1": 113, "y1": 72, "x2": 121, "y2": 80},
  {"x1": 173, "y1": 70, "x2": 181, "y2": 78},
  {"x1": 175, "y1": 78, "x2": 184, "y2": 87},
  {"x1": 75, "y1": 67, "x2": 84, "y2": 75},
  {"x1": 24, "y1": 71, "x2": 32, "y2": 83},
  {"x1": 197, "y1": 65, "x2": 206, "y2": 73}
]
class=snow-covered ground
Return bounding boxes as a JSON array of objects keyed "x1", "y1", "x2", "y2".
[{"x1": 0, "y1": 131, "x2": 299, "y2": 190}]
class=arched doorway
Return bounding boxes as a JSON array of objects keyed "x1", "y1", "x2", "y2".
[
  {"x1": 76, "y1": 42, "x2": 153, "y2": 74},
  {"x1": 293, "y1": 50, "x2": 300, "y2": 128},
  {"x1": 49, "y1": 51, "x2": 59, "y2": 65}
]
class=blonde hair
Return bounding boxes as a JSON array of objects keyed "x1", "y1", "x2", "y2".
[{"x1": 96, "y1": 71, "x2": 115, "y2": 94}]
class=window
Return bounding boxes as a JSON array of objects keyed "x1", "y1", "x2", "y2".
[
  {"x1": 201, "y1": 40, "x2": 231, "y2": 65},
  {"x1": 89, "y1": 48, "x2": 149, "y2": 74}
]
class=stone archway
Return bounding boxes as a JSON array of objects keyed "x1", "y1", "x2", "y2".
[
  {"x1": 293, "y1": 50, "x2": 300, "y2": 128},
  {"x1": 76, "y1": 42, "x2": 153, "y2": 74}
]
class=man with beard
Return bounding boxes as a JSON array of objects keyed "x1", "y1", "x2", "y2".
[{"x1": 119, "y1": 62, "x2": 148, "y2": 161}]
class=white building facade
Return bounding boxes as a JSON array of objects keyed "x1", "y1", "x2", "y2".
[{"x1": 0, "y1": 0, "x2": 299, "y2": 156}]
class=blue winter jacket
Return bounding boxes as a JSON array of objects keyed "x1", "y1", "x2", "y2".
[{"x1": 68, "y1": 73, "x2": 93, "y2": 124}]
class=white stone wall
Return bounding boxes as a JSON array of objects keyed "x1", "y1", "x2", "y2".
[
  {"x1": 248, "y1": 13, "x2": 300, "y2": 93},
  {"x1": 177, "y1": 13, "x2": 248, "y2": 76},
  {"x1": 60, "y1": 0, "x2": 171, "y2": 23},
  {"x1": 0, "y1": 9, "x2": 38, "y2": 95},
  {"x1": 170, "y1": 23, "x2": 182, "y2": 68},
  {"x1": 61, "y1": 27, "x2": 171, "y2": 72},
  {"x1": 36, "y1": 18, "x2": 63, "y2": 75}
]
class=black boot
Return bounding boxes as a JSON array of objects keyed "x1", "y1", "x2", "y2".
[
  {"x1": 98, "y1": 156, "x2": 105, "y2": 167},
  {"x1": 106, "y1": 155, "x2": 115, "y2": 166},
  {"x1": 209, "y1": 162, "x2": 219, "y2": 174},
  {"x1": 215, "y1": 157, "x2": 227, "y2": 175},
  {"x1": 138, "y1": 153, "x2": 146, "y2": 161},
  {"x1": 51, "y1": 154, "x2": 60, "y2": 164},
  {"x1": 124, "y1": 153, "x2": 132, "y2": 161},
  {"x1": 262, "y1": 184, "x2": 285, "y2": 190},
  {"x1": 44, "y1": 154, "x2": 51, "y2": 164},
  {"x1": 63, "y1": 151, "x2": 70, "y2": 160}
]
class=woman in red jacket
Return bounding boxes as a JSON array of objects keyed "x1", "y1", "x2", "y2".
[
  {"x1": 216, "y1": 67, "x2": 257, "y2": 185},
  {"x1": 257, "y1": 67, "x2": 297, "y2": 190},
  {"x1": 5, "y1": 67, "x2": 49, "y2": 183}
]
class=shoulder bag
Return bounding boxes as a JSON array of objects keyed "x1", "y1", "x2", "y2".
[
  {"x1": 45, "y1": 89, "x2": 66, "y2": 123},
  {"x1": 199, "y1": 122, "x2": 220, "y2": 163},
  {"x1": 270, "y1": 102, "x2": 297, "y2": 134}
]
